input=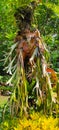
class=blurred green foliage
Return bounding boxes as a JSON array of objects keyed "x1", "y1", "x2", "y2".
[
  {"x1": 34, "y1": 3, "x2": 59, "y2": 72},
  {"x1": 0, "y1": 0, "x2": 17, "y2": 75}
]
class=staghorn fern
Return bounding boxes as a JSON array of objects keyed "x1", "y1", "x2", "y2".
[{"x1": 3, "y1": 0, "x2": 58, "y2": 118}]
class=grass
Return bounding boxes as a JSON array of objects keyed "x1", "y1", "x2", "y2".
[{"x1": 0, "y1": 95, "x2": 9, "y2": 107}]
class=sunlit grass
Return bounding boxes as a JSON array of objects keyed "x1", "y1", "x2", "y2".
[{"x1": 0, "y1": 95, "x2": 8, "y2": 107}]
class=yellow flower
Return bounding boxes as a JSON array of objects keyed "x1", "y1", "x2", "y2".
[
  {"x1": 4, "y1": 121, "x2": 8, "y2": 127},
  {"x1": 3, "y1": 112, "x2": 59, "y2": 130}
]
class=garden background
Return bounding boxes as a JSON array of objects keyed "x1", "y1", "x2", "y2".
[{"x1": 0, "y1": 0, "x2": 59, "y2": 130}]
